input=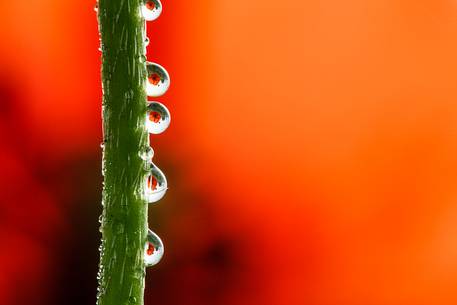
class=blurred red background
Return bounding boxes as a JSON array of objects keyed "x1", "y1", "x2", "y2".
[{"x1": 2, "y1": 0, "x2": 457, "y2": 304}]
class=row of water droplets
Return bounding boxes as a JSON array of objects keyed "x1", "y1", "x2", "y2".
[{"x1": 141, "y1": 0, "x2": 169, "y2": 267}]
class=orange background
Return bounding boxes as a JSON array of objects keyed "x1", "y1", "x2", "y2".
[{"x1": 1, "y1": 0, "x2": 457, "y2": 304}]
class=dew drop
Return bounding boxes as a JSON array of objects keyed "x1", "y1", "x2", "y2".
[
  {"x1": 94, "y1": 2, "x2": 99, "y2": 12},
  {"x1": 139, "y1": 146, "x2": 154, "y2": 161},
  {"x1": 145, "y1": 163, "x2": 167, "y2": 203},
  {"x1": 141, "y1": 0, "x2": 162, "y2": 21},
  {"x1": 115, "y1": 223, "x2": 124, "y2": 234},
  {"x1": 144, "y1": 229, "x2": 164, "y2": 267},
  {"x1": 146, "y1": 102, "x2": 171, "y2": 134},
  {"x1": 144, "y1": 38, "x2": 150, "y2": 55},
  {"x1": 146, "y1": 62, "x2": 170, "y2": 97}
]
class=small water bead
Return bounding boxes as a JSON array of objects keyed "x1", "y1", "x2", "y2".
[
  {"x1": 146, "y1": 102, "x2": 171, "y2": 134},
  {"x1": 146, "y1": 62, "x2": 170, "y2": 97},
  {"x1": 139, "y1": 146, "x2": 154, "y2": 161},
  {"x1": 144, "y1": 38, "x2": 150, "y2": 55},
  {"x1": 145, "y1": 163, "x2": 167, "y2": 203},
  {"x1": 141, "y1": 0, "x2": 162, "y2": 21},
  {"x1": 115, "y1": 223, "x2": 125, "y2": 234}
]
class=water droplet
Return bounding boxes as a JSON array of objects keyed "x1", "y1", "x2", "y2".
[
  {"x1": 146, "y1": 102, "x2": 171, "y2": 134},
  {"x1": 139, "y1": 146, "x2": 154, "y2": 161},
  {"x1": 94, "y1": 2, "x2": 99, "y2": 12},
  {"x1": 145, "y1": 163, "x2": 167, "y2": 203},
  {"x1": 139, "y1": 55, "x2": 147, "y2": 63},
  {"x1": 145, "y1": 37, "x2": 150, "y2": 46},
  {"x1": 144, "y1": 229, "x2": 164, "y2": 266},
  {"x1": 115, "y1": 223, "x2": 125, "y2": 234},
  {"x1": 146, "y1": 62, "x2": 170, "y2": 97},
  {"x1": 141, "y1": 0, "x2": 162, "y2": 21},
  {"x1": 101, "y1": 160, "x2": 106, "y2": 176},
  {"x1": 128, "y1": 296, "x2": 137, "y2": 304}
]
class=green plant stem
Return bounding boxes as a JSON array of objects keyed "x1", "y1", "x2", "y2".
[{"x1": 97, "y1": 1, "x2": 149, "y2": 305}]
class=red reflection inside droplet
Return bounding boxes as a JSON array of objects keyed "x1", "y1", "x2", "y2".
[
  {"x1": 145, "y1": 1, "x2": 155, "y2": 10},
  {"x1": 147, "y1": 175, "x2": 158, "y2": 191},
  {"x1": 146, "y1": 243, "x2": 155, "y2": 255},
  {"x1": 149, "y1": 111, "x2": 161, "y2": 123},
  {"x1": 148, "y1": 73, "x2": 161, "y2": 85}
]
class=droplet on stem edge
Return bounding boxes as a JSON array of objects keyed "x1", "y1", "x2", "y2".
[
  {"x1": 146, "y1": 62, "x2": 170, "y2": 97},
  {"x1": 146, "y1": 102, "x2": 171, "y2": 134},
  {"x1": 145, "y1": 163, "x2": 167, "y2": 203},
  {"x1": 142, "y1": 0, "x2": 162, "y2": 21},
  {"x1": 145, "y1": 229, "x2": 164, "y2": 266},
  {"x1": 139, "y1": 146, "x2": 155, "y2": 161}
]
